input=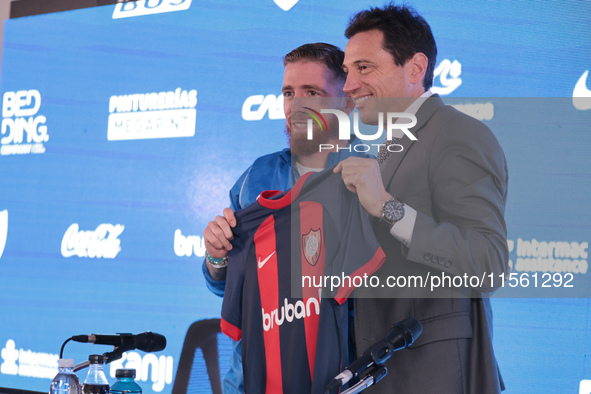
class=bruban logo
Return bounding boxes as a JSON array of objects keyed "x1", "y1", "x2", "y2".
[
  {"x1": 113, "y1": 0, "x2": 192, "y2": 19},
  {"x1": 273, "y1": 0, "x2": 299, "y2": 11},
  {"x1": 262, "y1": 297, "x2": 320, "y2": 331},
  {"x1": 573, "y1": 70, "x2": 591, "y2": 111},
  {"x1": 0, "y1": 210, "x2": 6, "y2": 259},
  {"x1": 431, "y1": 59, "x2": 462, "y2": 96},
  {"x1": 1, "y1": 90, "x2": 48, "y2": 156},
  {"x1": 242, "y1": 94, "x2": 284, "y2": 121},
  {"x1": 61, "y1": 223, "x2": 124, "y2": 259},
  {"x1": 174, "y1": 229, "x2": 205, "y2": 257}
]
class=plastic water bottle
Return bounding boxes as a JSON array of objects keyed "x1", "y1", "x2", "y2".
[
  {"x1": 82, "y1": 355, "x2": 110, "y2": 394},
  {"x1": 50, "y1": 359, "x2": 82, "y2": 394},
  {"x1": 110, "y1": 369, "x2": 142, "y2": 394}
]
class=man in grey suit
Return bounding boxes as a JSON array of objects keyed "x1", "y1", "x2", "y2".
[{"x1": 334, "y1": 4, "x2": 508, "y2": 393}]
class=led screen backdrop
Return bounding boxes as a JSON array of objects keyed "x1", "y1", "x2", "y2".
[{"x1": 0, "y1": 0, "x2": 590, "y2": 393}]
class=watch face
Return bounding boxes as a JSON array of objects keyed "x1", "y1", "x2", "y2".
[{"x1": 383, "y1": 199, "x2": 404, "y2": 224}]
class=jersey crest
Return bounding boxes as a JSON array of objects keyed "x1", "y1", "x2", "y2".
[{"x1": 302, "y1": 228, "x2": 322, "y2": 266}]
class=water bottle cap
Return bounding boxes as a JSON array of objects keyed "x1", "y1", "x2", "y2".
[
  {"x1": 115, "y1": 369, "x2": 136, "y2": 378},
  {"x1": 88, "y1": 354, "x2": 105, "y2": 364},
  {"x1": 59, "y1": 358, "x2": 75, "y2": 368}
]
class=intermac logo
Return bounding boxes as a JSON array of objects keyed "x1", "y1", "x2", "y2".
[
  {"x1": 0, "y1": 210, "x2": 7, "y2": 259},
  {"x1": 108, "y1": 88, "x2": 197, "y2": 141},
  {"x1": 113, "y1": 0, "x2": 192, "y2": 19},
  {"x1": 1, "y1": 90, "x2": 48, "y2": 156},
  {"x1": 1, "y1": 339, "x2": 59, "y2": 379}
]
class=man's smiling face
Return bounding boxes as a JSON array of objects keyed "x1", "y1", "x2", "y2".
[{"x1": 342, "y1": 29, "x2": 416, "y2": 124}]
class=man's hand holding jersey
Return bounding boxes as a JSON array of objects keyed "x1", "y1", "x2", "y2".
[{"x1": 203, "y1": 207, "x2": 236, "y2": 280}]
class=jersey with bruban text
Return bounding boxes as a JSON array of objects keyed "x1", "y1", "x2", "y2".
[{"x1": 221, "y1": 169, "x2": 386, "y2": 394}]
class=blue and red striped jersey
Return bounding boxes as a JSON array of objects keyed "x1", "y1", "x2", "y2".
[{"x1": 221, "y1": 169, "x2": 385, "y2": 394}]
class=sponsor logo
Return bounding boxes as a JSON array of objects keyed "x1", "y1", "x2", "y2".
[
  {"x1": 109, "y1": 351, "x2": 173, "y2": 392},
  {"x1": 262, "y1": 297, "x2": 320, "y2": 331},
  {"x1": 273, "y1": 0, "x2": 299, "y2": 11},
  {"x1": 242, "y1": 94, "x2": 284, "y2": 121},
  {"x1": 432, "y1": 59, "x2": 462, "y2": 96},
  {"x1": 508, "y1": 238, "x2": 588, "y2": 275},
  {"x1": 1, "y1": 339, "x2": 59, "y2": 379},
  {"x1": 61, "y1": 223, "x2": 124, "y2": 259},
  {"x1": 1, "y1": 89, "x2": 48, "y2": 156},
  {"x1": 581, "y1": 380, "x2": 591, "y2": 394},
  {"x1": 173, "y1": 229, "x2": 205, "y2": 257},
  {"x1": 0, "y1": 210, "x2": 7, "y2": 259},
  {"x1": 450, "y1": 102, "x2": 494, "y2": 121},
  {"x1": 573, "y1": 70, "x2": 591, "y2": 111},
  {"x1": 108, "y1": 88, "x2": 197, "y2": 141},
  {"x1": 113, "y1": 0, "x2": 192, "y2": 19},
  {"x1": 302, "y1": 229, "x2": 321, "y2": 266},
  {"x1": 258, "y1": 251, "x2": 276, "y2": 269}
]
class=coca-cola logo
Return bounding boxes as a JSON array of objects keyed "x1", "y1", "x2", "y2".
[{"x1": 61, "y1": 223, "x2": 124, "y2": 259}]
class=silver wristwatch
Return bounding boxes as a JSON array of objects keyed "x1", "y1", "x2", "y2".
[{"x1": 380, "y1": 198, "x2": 405, "y2": 227}]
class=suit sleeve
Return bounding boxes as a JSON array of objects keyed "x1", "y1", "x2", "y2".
[{"x1": 403, "y1": 113, "x2": 509, "y2": 292}]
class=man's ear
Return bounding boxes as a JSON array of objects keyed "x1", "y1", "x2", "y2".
[{"x1": 407, "y1": 52, "x2": 428, "y2": 85}]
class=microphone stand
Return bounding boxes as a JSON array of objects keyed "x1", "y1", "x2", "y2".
[
  {"x1": 341, "y1": 366, "x2": 388, "y2": 394},
  {"x1": 73, "y1": 361, "x2": 89, "y2": 373}
]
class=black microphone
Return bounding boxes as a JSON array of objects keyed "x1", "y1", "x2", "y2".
[
  {"x1": 326, "y1": 318, "x2": 422, "y2": 392},
  {"x1": 72, "y1": 332, "x2": 167, "y2": 353}
]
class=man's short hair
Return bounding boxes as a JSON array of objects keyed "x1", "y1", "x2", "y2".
[
  {"x1": 345, "y1": 3, "x2": 437, "y2": 91},
  {"x1": 283, "y1": 43, "x2": 347, "y2": 84}
]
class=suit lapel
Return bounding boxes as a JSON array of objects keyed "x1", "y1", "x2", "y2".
[{"x1": 380, "y1": 94, "x2": 445, "y2": 191}]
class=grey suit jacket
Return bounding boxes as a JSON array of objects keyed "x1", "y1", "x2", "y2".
[{"x1": 354, "y1": 95, "x2": 508, "y2": 393}]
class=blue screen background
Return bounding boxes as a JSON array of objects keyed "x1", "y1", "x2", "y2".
[{"x1": 0, "y1": 0, "x2": 590, "y2": 393}]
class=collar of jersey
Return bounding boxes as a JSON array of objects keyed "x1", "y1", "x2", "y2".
[{"x1": 258, "y1": 171, "x2": 314, "y2": 209}]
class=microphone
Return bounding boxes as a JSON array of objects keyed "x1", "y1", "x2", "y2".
[
  {"x1": 72, "y1": 332, "x2": 167, "y2": 353},
  {"x1": 326, "y1": 318, "x2": 421, "y2": 392}
]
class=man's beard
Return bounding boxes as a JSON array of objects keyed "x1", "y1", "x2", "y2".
[{"x1": 285, "y1": 124, "x2": 337, "y2": 157}]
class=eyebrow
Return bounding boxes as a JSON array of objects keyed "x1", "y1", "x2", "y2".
[
  {"x1": 282, "y1": 84, "x2": 328, "y2": 94},
  {"x1": 343, "y1": 59, "x2": 376, "y2": 69}
]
